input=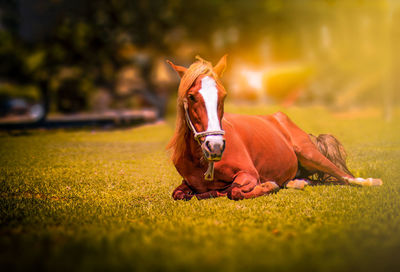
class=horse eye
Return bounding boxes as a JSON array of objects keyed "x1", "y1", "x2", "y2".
[{"x1": 188, "y1": 94, "x2": 196, "y2": 102}]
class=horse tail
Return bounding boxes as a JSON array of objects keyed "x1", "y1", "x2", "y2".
[{"x1": 309, "y1": 134, "x2": 353, "y2": 182}]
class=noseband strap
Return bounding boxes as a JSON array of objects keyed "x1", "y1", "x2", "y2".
[{"x1": 183, "y1": 102, "x2": 225, "y2": 181}]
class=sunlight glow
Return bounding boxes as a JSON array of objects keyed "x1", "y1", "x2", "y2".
[{"x1": 241, "y1": 69, "x2": 264, "y2": 90}]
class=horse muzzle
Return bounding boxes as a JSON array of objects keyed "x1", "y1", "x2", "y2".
[{"x1": 202, "y1": 136, "x2": 226, "y2": 161}]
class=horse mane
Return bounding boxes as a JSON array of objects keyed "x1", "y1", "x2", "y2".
[{"x1": 167, "y1": 56, "x2": 225, "y2": 165}]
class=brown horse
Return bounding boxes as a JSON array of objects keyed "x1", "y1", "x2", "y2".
[{"x1": 167, "y1": 55, "x2": 382, "y2": 201}]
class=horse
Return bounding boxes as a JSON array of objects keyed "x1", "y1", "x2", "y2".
[{"x1": 166, "y1": 55, "x2": 382, "y2": 201}]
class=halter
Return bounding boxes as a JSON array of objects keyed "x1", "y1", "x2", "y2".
[{"x1": 183, "y1": 101, "x2": 225, "y2": 180}]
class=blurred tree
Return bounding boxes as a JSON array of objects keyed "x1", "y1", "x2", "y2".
[
  {"x1": 0, "y1": 0, "x2": 183, "y2": 119},
  {"x1": 0, "y1": 0, "x2": 398, "y2": 121}
]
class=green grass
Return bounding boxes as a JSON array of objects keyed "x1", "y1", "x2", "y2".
[{"x1": 1, "y1": 105, "x2": 400, "y2": 272}]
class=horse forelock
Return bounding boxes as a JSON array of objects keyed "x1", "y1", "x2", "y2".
[{"x1": 178, "y1": 61, "x2": 212, "y2": 99}]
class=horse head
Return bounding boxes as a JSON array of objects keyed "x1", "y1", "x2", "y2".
[{"x1": 167, "y1": 55, "x2": 228, "y2": 162}]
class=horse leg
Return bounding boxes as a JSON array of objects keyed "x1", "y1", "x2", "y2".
[
  {"x1": 295, "y1": 145, "x2": 353, "y2": 184},
  {"x1": 292, "y1": 148, "x2": 382, "y2": 186},
  {"x1": 294, "y1": 142, "x2": 382, "y2": 186},
  {"x1": 227, "y1": 172, "x2": 279, "y2": 200},
  {"x1": 173, "y1": 182, "x2": 228, "y2": 200},
  {"x1": 195, "y1": 191, "x2": 227, "y2": 200},
  {"x1": 272, "y1": 112, "x2": 353, "y2": 183},
  {"x1": 172, "y1": 180, "x2": 195, "y2": 200},
  {"x1": 273, "y1": 112, "x2": 382, "y2": 186},
  {"x1": 241, "y1": 182, "x2": 280, "y2": 199},
  {"x1": 227, "y1": 172, "x2": 257, "y2": 200}
]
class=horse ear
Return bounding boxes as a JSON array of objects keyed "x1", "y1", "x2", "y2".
[
  {"x1": 213, "y1": 54, "x2": 228, "y2": 78},
  {"x1": 166, "y1": 60, "x2": 187, "y2": 78}
]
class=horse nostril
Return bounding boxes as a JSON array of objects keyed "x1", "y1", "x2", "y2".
[{"x1": 206, "y1": 140, "x2": 213, "y2": 152}]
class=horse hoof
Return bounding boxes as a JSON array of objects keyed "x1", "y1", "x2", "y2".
[
  {"x1": 227, "y1": 188, "x2": 244, "y2": 201},
  {"x1": 348, "y1": 178, "x2": 383, "y2": 187},
  {"x1": 285, "y1": 179, "x2": 310, "y2": 190},
  {"x1": 172, "y1": 190, "x2": 194, "y2": 200},
  {"x1": 261, "y1": 181, "x2": 280, "y2": 192}
]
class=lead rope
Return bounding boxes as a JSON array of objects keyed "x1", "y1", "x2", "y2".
[
  {"x1": 204, "y1": 161, "x2": 215, "y2": 181},
  {"x1": 183, "y1": 102, "x2": 224, "y2": 181}
]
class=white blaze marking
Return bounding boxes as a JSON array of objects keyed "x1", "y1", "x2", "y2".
[{"x1": 199, "y1": 76, "x2": 221, "y2": 132}]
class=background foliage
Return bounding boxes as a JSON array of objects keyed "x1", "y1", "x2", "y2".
[{"x1": 0, "y1": 0, "x2": 399, "y2": 119}]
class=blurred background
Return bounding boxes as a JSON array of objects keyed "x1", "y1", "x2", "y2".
[{"x1": 0, "y1": 0, "x2": 399, "y2": 128}]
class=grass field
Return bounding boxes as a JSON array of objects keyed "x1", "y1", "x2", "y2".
[{"x1": 1, "y1": 105, "x2": 400, "y2": 272}]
